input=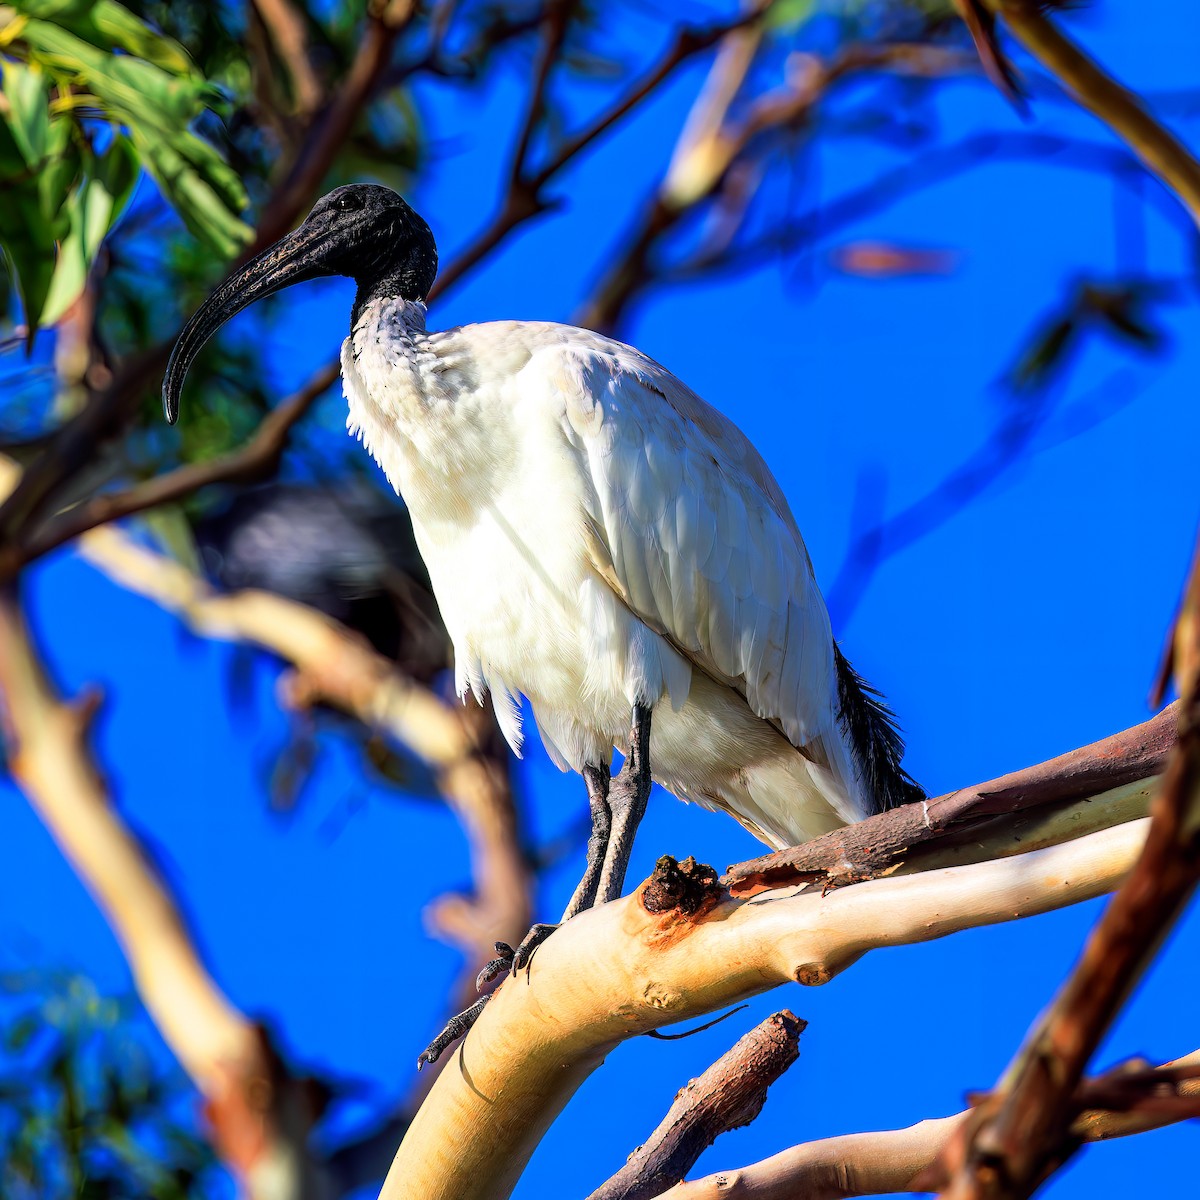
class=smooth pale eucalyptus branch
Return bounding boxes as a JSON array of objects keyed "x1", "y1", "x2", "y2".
[{"x1": 376, "y1": 815, "x2": 1150, "y2": 1200}]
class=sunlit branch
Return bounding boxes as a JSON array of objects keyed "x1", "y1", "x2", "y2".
[
  {"x1": 649, "y1": 1051, "x2": 1200, "y2": 1200},
  {"x1": 378, "y1": 812, "x2": 1150, "y2": 1200}
]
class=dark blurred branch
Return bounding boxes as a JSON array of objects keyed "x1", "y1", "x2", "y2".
[
  {"x1": 430, "y1": 5, "x2": 769, "y2": 301},
  {"x1": 577, "y1": 43, "x2": 972, "y2": 334},
  {"x1": 989, "y1": 1, "x2": 1200, "y2": 224},
  {"x1": 12, "y1": 359, "x2": 338, "y2": 568},
  {"x1": 254, "y1": 0, "x2": 417, "y2": 248},
  {"x1": 509, "y1": 0, "x2": 572, "y2": 190},
  {"x1": 653, "y1": 1052, "x2": 1200, "y2": 1200},
  {"x1": 676, "y1": 131, "x2": 1160, "y2": 282},
  {"x1": 587, "y1": 1011, "x2": 804, "y2": 1200},
  {"x1": 0, "y1": 346, "x2": 167, "y2": 576},
  {"x1": 825, "y1": 370, "x2": 1140, "y2": 626},
  {"x1": 528, "y1": 11, "x2": 765, "y2": 191}
]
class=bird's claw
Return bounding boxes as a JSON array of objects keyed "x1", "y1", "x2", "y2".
[
  {"x1": 420, "y1": 924, "x2": 564, "y2": 1070},
  {"x1": 474, "y1": 925, "x2": 559, "y2": 993},
  {"x1": 476, "y1": 942, "x2": 516, "y2": 991},
  {"x1": 510, "y1": 923, "x2": 557, "y2": 977},
  {"x1": 417, "y1": 994, "x2": 490, "y2": 1070}
]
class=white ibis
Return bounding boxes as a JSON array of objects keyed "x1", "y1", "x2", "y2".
[{"x1": 163, "y1": 183, "x2": 921, "y2": 1063}]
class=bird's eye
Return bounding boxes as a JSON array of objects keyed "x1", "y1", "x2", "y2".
[{"x1": 336, "y1": 194, "x2": 363, "y2": 213}]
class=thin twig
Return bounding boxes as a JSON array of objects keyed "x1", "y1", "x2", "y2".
[
  {"x1": 576, "y1": 43, "x2": 970, "y2": 333},
  {"x1": 430, "y1": 6, "x2": 764, "y2": 301},
  {"x1": 15, "y1": 359, "x2": 338, "y2": 567}
]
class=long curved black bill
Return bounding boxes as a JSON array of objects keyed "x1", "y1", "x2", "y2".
[{"x1": 162, "y1": 222, "x2": 333, "y2": 424}]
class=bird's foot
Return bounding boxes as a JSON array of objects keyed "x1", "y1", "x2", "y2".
[
  {"x1": 417, "y1": 994, "x2": 490, "y2": 1070},
  {"x1": 417, "y1": 926, "x2": 560, "y2": 1069},
  {"x1": 476, "y1": 923, "x2": 558, "y2": 989}
]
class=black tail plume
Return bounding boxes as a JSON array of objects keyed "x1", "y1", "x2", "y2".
[{"x1": 833, "y1": 644, "x2": 924, "y2": 813}]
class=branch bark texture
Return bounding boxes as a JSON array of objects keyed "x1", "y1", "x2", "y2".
[
  {"x1": 725, "y1": 706, "x2": 1173, "y2": 895},
  {"x1": 587, "y1": 1011, "x2": 805, "y2": 1200},
  {"x1": 377, "y1": 811, "x2": 1149, "y2": 1200},
  {"x1": 650, "y1": 1050, "x2": 1200, "y2": 1200}
]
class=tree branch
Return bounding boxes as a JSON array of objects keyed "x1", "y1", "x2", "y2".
[
  {"x1": 988, "y1": 1, "x2": 1200, "y2": 225},
  {"x1": 725, "y1": 704, "x2": 1174, "y2": 896},
  {"x1": 649, "y1": 1051, "x2": 1200, "y2": 1200},
  {"x1": 0, "y1": 1, "x2": 414, "y2": 571},
  {"x1": 933, "y1": 8, "x2": 1200, "y2": 1195},
  {"x1": 10, "y1": 359, "x2": 337, "y2": 569},
  {"x1": 576, "y1": 41, "x2": 972, "y2": 334},
  {"x1": 587, "y1": 1011, "x2": 805, "y2": 1200},
  {"x1": 376, "y1": 809, "x2": 1150, "y2": 1200},
  {"x1": 254, "y1": 0, "x2": 417, "y2": 249},
  {"x1": 427, "y1": 6, "x2": 764, "y2": 302},
  {"x1": 71, "y1": 518, "x2": 532, "y2": 1058},
  {"x1": 939, "y1": 534, "x2": 1200, "y2": 1199},
  {"x1": 251, "y1": 0, "x2": 322, "y2": 117},
  {"x1": 0, "y1": 584, "x2": 332, "y2": 1197}
]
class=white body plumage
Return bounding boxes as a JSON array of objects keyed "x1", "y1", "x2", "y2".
[{"x1": 342, "y1": 297, "x2": 868, "y2": 849}]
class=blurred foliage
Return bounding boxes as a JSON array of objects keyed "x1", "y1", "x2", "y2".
[
  {"x1": 0, "y1": 0, "x2": 427, "y2": 484},
  {"x1": 0, "y1": 0, "x2": 252, "y2": 333},
  {"x1": 0, "y1": 970, "x2": 223, "y2": 1199},
  {"x1": 1006, "y1": 279, "x2": 1172, "y2": 394}
]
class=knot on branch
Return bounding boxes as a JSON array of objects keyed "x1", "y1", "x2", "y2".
[{"x1": 641, "y1": 854, "x2": 722, "y2": 915}]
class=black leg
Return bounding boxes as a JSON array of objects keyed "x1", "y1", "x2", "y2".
[
  {"x1": 562, "y1": 762, "x2": 612, "y2": 920},
  {"x1": 506, "y1": 762, "x2": 613, "y2": 973},
  {"x1": 596, "y1": 703, "x2": 653, "y2": 905},
  {"x1": 416, "y1": 723, "x2": 646, "y2": 1068}
]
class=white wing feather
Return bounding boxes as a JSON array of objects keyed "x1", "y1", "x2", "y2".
[{"x1": 537, "y1": 340, "x2": 843, "y2": 759}]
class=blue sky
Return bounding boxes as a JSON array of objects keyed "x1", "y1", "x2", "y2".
[{"x1": 3, "y1": 2, "x2": 1199, "y2": 1196}]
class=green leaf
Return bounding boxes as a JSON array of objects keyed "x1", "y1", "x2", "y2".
[
  {"x1": 11, "y1": 16, "x2": 250, "y2": 257},
  {"x1": 135, "y1": 131, "x2": 251, "y2": 258},
  {"x1": 0, "y1": 183, "x2": 57, "y2": 333},
  {"x1": 1, "y1": 59, "x2": 51, "y2": 167},
  {"x1": 40, "y1": 136, "x2": 139, "y2": 324},
  {"x1": 17, "y1": 18, "x2": 209, "y2": 131},
  {"x1": 36, "y1": 116, "x2": 83, "y2": 227},
  {"x1": 11, "y1": 0, "x2": 195, "y2": 76},
  {"x1": 765, "y1": 0, "x2": 816, "y2": 32}
]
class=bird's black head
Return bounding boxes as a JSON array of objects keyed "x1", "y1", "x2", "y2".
[{"x1": 162, "y1": 183, "x2": 437, "y2": 424}]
